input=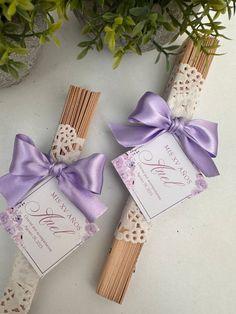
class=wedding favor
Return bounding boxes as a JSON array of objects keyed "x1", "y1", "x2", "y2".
[
  {"x1": 97, "y1": 37, "x2": 219, "y2": 303},
  {"x1": 0, "y1": 134, "x2": 106, "y2": 277},
  {"x1": 0, "y1": 86, "x2": 105, "y2": 314},
  {"x1": 111, "y1": 91, "x2": 218, "y2": 221}
]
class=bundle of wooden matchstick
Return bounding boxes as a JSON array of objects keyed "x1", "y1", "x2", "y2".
[
  {"x1": 0, "y1": 85, "x2": 100, "y2": 314},
  {"x1": 97, "y1": 37, "x2": 218, "y2": 304},
  {"x1": 60, "y1": 86, "x2": 100, "y2": 139}
]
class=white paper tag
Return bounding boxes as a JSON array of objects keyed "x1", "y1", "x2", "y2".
[
  {"x1": 0, "y1": 178, "x2": 98, "y2": 277},
  {"x1": 112, "y1": 133, "x2": 207, "y2": 221}
]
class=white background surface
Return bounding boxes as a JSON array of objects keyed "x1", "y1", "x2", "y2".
[{"x1": 0, "y1": 13, "x2": 236, "y2": 314}]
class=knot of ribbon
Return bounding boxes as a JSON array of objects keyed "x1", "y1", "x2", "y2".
[
  {"x1": 49, "y1": 162, "x2": 66, "y2": 178},
  {"x1": 110, "y1": 92, "x2": 219, "y2": 177},
  {"x1": 0, "y1": 134, "x2": 107, "y2": 221}
]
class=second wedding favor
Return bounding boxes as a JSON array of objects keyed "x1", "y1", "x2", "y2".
[
  {"x1": 97, "y1": 37, "x2": 219, "y2": 303},
  {"x1": 111, "y1": 91, "x2": 218, "y2": 221}
]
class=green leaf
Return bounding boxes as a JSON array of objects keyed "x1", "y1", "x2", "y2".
[
  {"x1": 162, "y1": 22, "x2": 175, "y2": 32},
  {"x1": 17, "y1": 0, "x2": 34, "y2": 11},
  {"x1": 113, "y1": 54, "x2": 123, "y2": 69},
  {"x1": 16, "y1": 7, "x2": 31, "y2": 22},
  {"x1": 7, "y1": 1, "x2": 16, "y2": 18},
  {"x1": 129, "y1": 6, "x2": 149, "y2": 17},
  {"x1": 82, "y1": 24, "x2": 93, "y2": 34},
  {"x1": 104, "y1": 28, "x2": 116, "y2": 52},
  {"x1": 6, "y1": 64, "x2": 19, "y2": 79},
  {"x1": 96, "y1": 38, "x2": 103, "y2": 51},
  {"x1": 104, "y1": 26, "x2": 113, "y2": 33},
  {"x1": 135, "y1": 44, "x2": 142, "y2": 55},
  {"x1": 9, "y1": 47, "x2": 27, "y2": 55},
  {"x1": 131, "y1": 20, "x2": 146, "y2": 37},
  {"x1": 209, "y1": 0, "x2": 227, "y2": 11},
  {"x1": 108, "y1": 33, "x2": 115, "y2": 52},
  {"x1": 142, "y1": 30, "x2": 153, "y2": 45},
  {"x1": 125, "y1": 16, "x2": 135, "y2": 26},
  {"x1": 39, "y1": 35, "x2": 47, "y2": 45},
  {"x1": 102, "y1": 12, "x2": 116, "y2": 21},
  {"x1": 78, "y1": 40, "x2": 93, "y2": 48},
  {"x1": 3, "y1": 22, "x2": 20, "y2": 33},
  {"x1": 0, "y1": 51, "x2": 9, "y2": 65},
  {"x1": 12, "y1": 61, "x2": 27, "y2": 69},
  {"x1": 77, "y1": 47, "x2": 89, "y2": 60},
  {"x1": 155, "y1": 52, "x2": 161, "y2": 64},
  {"x1": 114, "y1": 16, "x2": 123, "y2": 25},
  {"x1": 52, "y1": 35, "x2": 60, "y2": 47},
  {"x1": 165, "y1": 56, "x2": 170, "y2": 71},
  {"x1": 49, "y1": 22, "x2": 62, "y2": 33},
  {"x1": 164, "y1": 45, "x2": 180, "y2": 51}
]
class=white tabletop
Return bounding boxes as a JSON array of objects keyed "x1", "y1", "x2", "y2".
[{"x1": 0, "y1": 13, "x2": 236, "y2": 314}]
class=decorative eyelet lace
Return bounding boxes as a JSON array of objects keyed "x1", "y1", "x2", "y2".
[
  {"x1": 164, "y1": 63, "x2": 204, "y2": 119},
  {"x1": 0, "y1": 125, "x2": 84, "y2": 314},
  {"x1": 50, "y1": 124, "x2": 85, "y2": 164},
  {"x1": 115, "y1": 198, "x2": 151, "y2": 244},
  {"x1": 115, "y1": 64, "x2": 204, "y2": 244},
  {"x1": 0, "y1": 251, "x2": 39, "y2": 314}
]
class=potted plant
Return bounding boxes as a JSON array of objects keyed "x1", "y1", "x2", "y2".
[
  {"x1": 0, "y1": 0, "x2": 70, "y2": 88},
  {"x1": 74, "y1": 0, "x2": 236, "y2": 69}
]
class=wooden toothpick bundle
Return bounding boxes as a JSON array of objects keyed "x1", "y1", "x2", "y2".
[{"x1": 97, "y1": 37, "x2": 218, "y2": 304}]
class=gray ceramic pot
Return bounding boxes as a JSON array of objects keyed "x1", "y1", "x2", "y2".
[
  {"x1": 74, "y1": 1, "x2": 182, "y2": 53},
  {"x1": 0, "y1": 15, "x2": 46, "y2": 88}
]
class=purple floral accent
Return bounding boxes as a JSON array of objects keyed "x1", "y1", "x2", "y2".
[
  {"x1": 5, "y1": 225, "x2": 16, "y2": 236},
  {"x1": 85, "y1": 223, "x2": 98, "y2": 236},
  {"x1": 81, "y1": 221, "x2": 99, "y2": 242},
  {"x1": 13, "y1": 213, "x2": 23, "y2": 224},
  {"x1": 196, "y1": 178, "x2": 208, "y2": 190},
  {"x1": 0, "y1": 212, "x2": 9, "y2": 225},
  {"x1": 191, "y1": 173, "x2": 208, "y2": 196},
  {"x1": 12, "y1": 233, "x2": 23, "y2": 243},
  {"x1": 127, "y1": 160, "x2": 135, "y2": 169},
  {"x1": 113, "y1": 153, "x2": 136, "y2": 189},
  {"x1": 0, "y1": 207, "x2": 23, "y2": 245},
  {"x1": 123, "y1": 154, "x2": 128, "y2": 160},
  {"x1": 114, "y1": 158, "x2": 124, "y2": 168}
]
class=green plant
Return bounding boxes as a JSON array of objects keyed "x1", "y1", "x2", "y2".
[
  {"x1": 76, "y1": 0, "x2": 236, "y2": 69},
  {"x1": 0, "y1": 0, "x2": 71, "y2": 78}
]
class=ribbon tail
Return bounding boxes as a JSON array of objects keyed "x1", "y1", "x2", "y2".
[
  {"x1": 109, "y1": 123, "x2": 162, "y2": 147},
  {"x1": 179, "y1": 135, "x2": 219, "y2": 177},
  {"x1": 58, "y1": 178, "x2": 107, "y2": 222},
  {"x1": 0, "y1": 174, "x2": 43, "y2": 207},
  {"x1": 77, "y1": 191, "x2": 107, "y2": 222},
  {"x1": 67, "y1": 153, "x2": 106, "y2": 194}
]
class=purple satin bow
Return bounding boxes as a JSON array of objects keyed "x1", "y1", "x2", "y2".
[
  {"x1": 110, "y1": 92, "x2": 219, "y2": 177},
  {"x1": 0, "y1": 134, "x2": 107, "y2": 221}
]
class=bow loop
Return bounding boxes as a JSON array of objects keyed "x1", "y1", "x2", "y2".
[
  {"x1": 62, "y1": 153, "x2": 106, "y2": 194},
  {"x1": 0, "y1": 134, "x2": 107, "y2": 221},
  {"x1": 129, "y1": 92, "x2": 172, "y2": 129},
  {"x1": 183, "y1": 119, "x2": 218, "y2": 157},
  {"x1": 10, "y1": 134, "x2": 51, "y2": 177},
  {"x1": 110, "y1": 92, "x2": 219, "y2": 177}
]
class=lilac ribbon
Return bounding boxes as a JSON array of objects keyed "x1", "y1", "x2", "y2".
[
  {"x1": 0, "y1": 134, "x2": 107, "y2": 221},
  {"x1": 110, "y1": 92, "x2": 219, "y2": 177}
]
